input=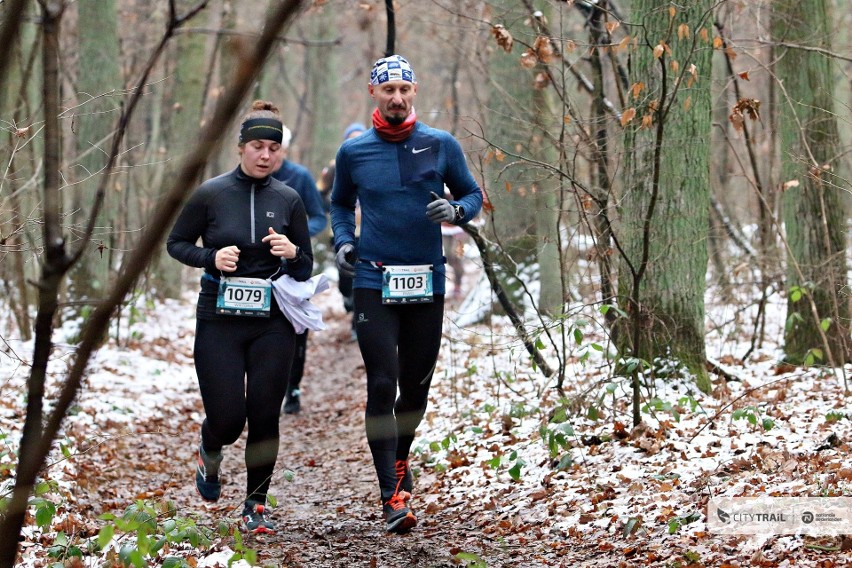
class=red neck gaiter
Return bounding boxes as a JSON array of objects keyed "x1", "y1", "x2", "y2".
[{"x1": 372, "y1": 107, "x2": 417, "y2": 142}]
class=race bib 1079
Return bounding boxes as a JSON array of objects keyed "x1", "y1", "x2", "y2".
[{"x1": 216, "y1": 277, "x2": 272, "y2": 317}]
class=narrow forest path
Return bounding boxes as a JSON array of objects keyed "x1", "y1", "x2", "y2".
[{"x1": 75, "y1": 296, "x2": 552, "y2": 567}]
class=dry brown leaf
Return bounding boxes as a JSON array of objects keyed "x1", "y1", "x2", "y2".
[
  {"x1": 492, "y1": 24, "x2": 514, "y2": 53},
  {"x1": 631, "y1": 81, "x2": 644, "y2": 99},
  {"x1": 520, "y1": 49, "x2": 537, "y2": 69},
  {"x1": 530, "y1": 489, "x2": 548, "y2": 501},
  {"x1": 534, "y1": 35, "x2": 554, "y2": 62}
]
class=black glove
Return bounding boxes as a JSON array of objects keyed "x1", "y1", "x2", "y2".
[
  {"x1": 426, "y1": 194, "x2": 455, "y2": 224},
  {"x1": 336, "y1": 243, "x2": 357, "y2": 277}
]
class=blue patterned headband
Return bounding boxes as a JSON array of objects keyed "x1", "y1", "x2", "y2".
[{"x1": 370, "y1": 55, "x2": 416, "y2": 86}]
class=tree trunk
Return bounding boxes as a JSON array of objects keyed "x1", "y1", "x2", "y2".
[
  {"x1": 531, "y1": 72, "x2": 562, "y2": 316},
  {"x1": 69, "y1": 0, "x2": 123, "y2": 306},
  {"x1": 304, "y1": 5, "x2": 339, "y2": 177},
  {"x1": 619, "y1": 0, "x2": 714, "y2": 395},
  {"x1": 773, "y1": 0, "x2": 851, "y2": 365},
  {"x1": 484, "y1": 1, "x2": 538, "y2": 253},
  {"x1": 152, "y1": 5, "x2": 210, "y2": 299}
]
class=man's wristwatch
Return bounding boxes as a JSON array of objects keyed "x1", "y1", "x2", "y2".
[
  {"x1": 453, "y1": 204, "x2": 465, "y2": 223},
  {"x1": 288, "y1": 246, "x2": 302, "y2": 262}
]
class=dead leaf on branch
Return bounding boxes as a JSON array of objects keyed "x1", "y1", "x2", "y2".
[
  {"x1": 653, "y1": 41, "x2": 671, "y2": 59},
  {"x1": 492, "y1": 24, "x2": 514, "y2": 53},
  {"x1": 729, "y1": 98, "x2": 760, "y2": 131},
  {"x1": 630, "y1": 81, "x2": 644, "y2": 100},
  {"x1": 520, "y1": 49, "x2": 537, "y2": 69},
  {"x1": 533, "y1": 35, "x2": 555, "y2": 63},
  {"x1": 780, "y1": 179, "x2": 800, "y2": 192}
]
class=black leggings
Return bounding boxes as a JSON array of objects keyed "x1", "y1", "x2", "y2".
[
  {"x1": 288, "y1": 330, "x2": 308, "y2": 390},
  {"x1": 353, "y1": 288, "x2": 444, "y2": 502},
  {"x1": 194, "y1": 309, "x2": 295, "y2": 503}
]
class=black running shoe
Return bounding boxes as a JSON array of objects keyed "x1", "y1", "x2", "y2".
[
  {"x1": 195, "y1": 444, "x2": 223, "y2": 502},
  {"x1": 282, "y1": 388, "x2": 301, "y2": 415},
  {"x1": 242, "y1": 500, "x2": 275, "y2": 534},
  {"x1": 383, "y1": 492, "x2": 416, "y2": 534}
]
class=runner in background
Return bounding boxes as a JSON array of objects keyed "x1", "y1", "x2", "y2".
[
  {"x1": 272, "y1": 126, "x2": 326, "y2": 414},
  {"x1": 318, "y1": 122, "x2": 367, "y2": 341}
]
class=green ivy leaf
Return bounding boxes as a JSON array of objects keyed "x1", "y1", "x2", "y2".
[
  {"x1": 35, "y1": 500, "x2": 56, "y2": 528},
  {"x1": 98, "y1": 525, "x2": 115, "y2": 550},
  {"x1": 508, "y1": 461, "x2": 523, "y2": 481},
  {"x1": 455, "y1": 551, "x2": 487, "y2": 567},
  {"x1": 555, "y1": 454, "x2": 573, "y2": 470}
]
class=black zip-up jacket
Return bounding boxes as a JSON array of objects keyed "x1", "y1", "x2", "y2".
[{"x1": 167, "y1": 166, "x2": 313, "y2": 319}]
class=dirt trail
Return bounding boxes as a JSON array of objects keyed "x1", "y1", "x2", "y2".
[{"x1": 80, "y1": 304, "x2": 518, "y2": 567}]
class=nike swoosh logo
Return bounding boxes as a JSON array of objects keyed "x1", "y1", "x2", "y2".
[{"x1": 412, "y1": 147, "x2": 431, "y2": 154}]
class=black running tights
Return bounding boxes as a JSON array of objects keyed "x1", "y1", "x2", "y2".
[
  {"x1": 353, "y1": 288, "x2": 444, "y2": 502},
  {"x1": 194, "y1": 311, "x2": 295, "y2": 504}
]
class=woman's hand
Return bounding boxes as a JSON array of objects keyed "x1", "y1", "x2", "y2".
[
  {"x1": 215, "y1": 246, "x2": 241, "y2": 272},
  {"x1": 262, "y1": 227, "x2": 299, "y2": 259}
]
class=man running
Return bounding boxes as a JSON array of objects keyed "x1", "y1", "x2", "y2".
[{"x1": 330, "y1": 55, "x2": 483, "y2": 534}]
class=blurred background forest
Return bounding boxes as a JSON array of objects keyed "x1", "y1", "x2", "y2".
[{"x1": 0, "y1": 0, "x2": 851, "y2": 335}]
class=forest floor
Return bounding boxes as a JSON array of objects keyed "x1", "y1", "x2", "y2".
[{"x1": 7, "y1": 267, "x2": 852, "y2": 567}]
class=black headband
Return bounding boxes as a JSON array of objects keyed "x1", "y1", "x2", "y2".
[{"x1": 239, "y1": 118, "x2": 284, "y2": 144}]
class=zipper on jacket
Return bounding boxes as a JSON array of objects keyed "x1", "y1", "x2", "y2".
[{"x1": 250, "y1": 183, "x2": 256, "y2": 243}]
